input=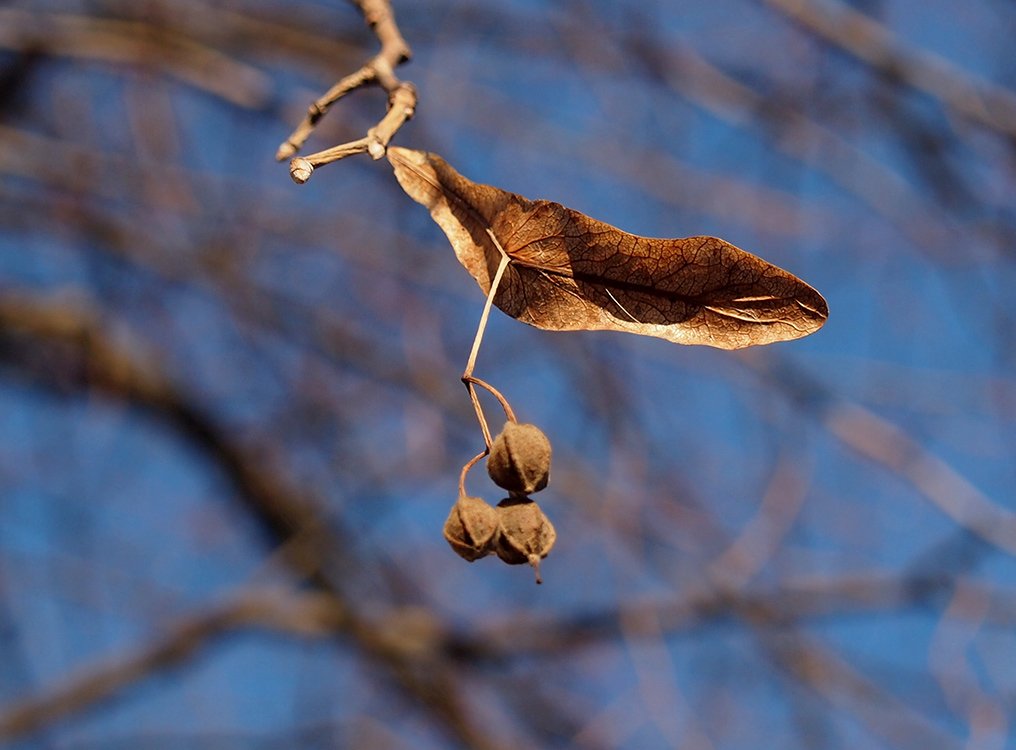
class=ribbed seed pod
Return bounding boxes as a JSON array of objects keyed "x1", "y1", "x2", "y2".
[
  {"x1": 486, "y1": 421, "x2": 552, "y2": 495},
  {"x1": 494, "y1": 497, "x2": 556, "y2": 584},
  {"x1": 443, "y1": 494, "x2": 498, "y2": 561}
]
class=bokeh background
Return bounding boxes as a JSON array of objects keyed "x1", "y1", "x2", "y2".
[{"x1": 3, "y1": 1, "x2": 1016, "y2": 748}]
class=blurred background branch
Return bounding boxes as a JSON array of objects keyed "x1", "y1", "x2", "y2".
[{"x1": 2, "y1": 1, "x2": 1015, "y2": 749}]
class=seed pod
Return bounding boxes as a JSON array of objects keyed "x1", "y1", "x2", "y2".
[
  {"x1": 443, "y1": 494, "x2": 498, "y2": 561},
  {"x1": 486, "y1": 421, "x2": 552, "y2": 495},
  {"x1": 494, "y1": 497, "x2": 556, "y2": 584}
]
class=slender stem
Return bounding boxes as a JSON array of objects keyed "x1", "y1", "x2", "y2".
[
  {"x1": 463, "y1": 250, "x2": 510, "y2": 381},
  {"x1": 466, "y1": 384, "x2": 493, "y2": 448},
  {"x1": 458, "y1": 450, "x2": 488, "y2": 497},
  {"x1": 463, "y1": 376, "x2": 516, "y2": 423},
  {"x1": 462, "y1": 249, "x2": 511, "y2": 446}
]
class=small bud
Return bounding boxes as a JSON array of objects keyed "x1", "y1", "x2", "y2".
[
  {"x1": 487, "y1": 422, "x2": 552, "y2": 495},
  {"x1": 275, "y1": 141, "x2": 297, "y2": 161},
  {"x1": 494, "y1": 497, "x2": 556, "y2": 584},
  {"x1": 443, "y1": 494, "x2": 498, "y2": 562},
  {"x1": 290, "y1": 158, "x2": 314, "y2": 184}
]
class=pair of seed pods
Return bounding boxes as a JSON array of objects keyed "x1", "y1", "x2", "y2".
[{"x1": 444, "y1": 422, "x2": 556, "y2": 583}]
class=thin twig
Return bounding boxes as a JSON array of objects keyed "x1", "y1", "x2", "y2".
[
  {"x1": 458, "y1": 449, "x2": 488, "y2": 497},
  {"x1": 277, "y1": 0, "x2": 416, "y2": 182}
]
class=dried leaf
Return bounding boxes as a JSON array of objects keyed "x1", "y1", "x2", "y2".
[{"x1": 388, "y1": 147, "x2": 828, "y2": 349}]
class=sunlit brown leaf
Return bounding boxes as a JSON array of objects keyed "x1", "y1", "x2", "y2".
[{"x1": 388, "y1": 147, "x2": 828, "y2": 349}]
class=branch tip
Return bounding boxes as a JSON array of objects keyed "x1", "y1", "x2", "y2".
[
  {"x1": 276, "y1": 141, "x2": 296, "y2": 161},
  {"x1": 279, "y1": 0, "x2": 414, "y2": 176},
  {"x1": 290, "y1": 158, "x2": 314, "y2": 184}
]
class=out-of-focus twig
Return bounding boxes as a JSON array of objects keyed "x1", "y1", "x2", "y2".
[
  {"x1": 764, "y1": 0, "x2": 1016, "y2": 140},
  {"x1": 0, "y1": 8, "x2": 272, "y2": 108},
  {"x1": 643, "y1": 40, "x2": 962, "y2": 259},
  {"x1": 0, "y1": 588, "x2": 346, "y2": 742},
  {"x1": 762, "y1": 631, "x2": 962, "y2": 748},
  {"x1": 0, "y1": 291, "x2": 512, "y2": 750},
  {"x1": 708, "y1": 452, "x2": 812, "y2": 588},
  {"x1": 739, "y1": 352, "x2": 1016, "y2": 560},
  {"x1": 277, "y1": 0, "x2": 416, "y2": 182},
  {"x1": 928, "y1": 580, "x2": 1008, "y2": 749},
  {"x1": 0, "y1": 290, "x2": 332, "y2": 558},
  {"x1": 0, "y1": 123, "x2": 207, "y2": 211},
  {"x1": 108, "y1": 0, "x2": 363, "y2": 69},
  {"x1": 443, "y1": 81, "x2": 848, "y2": 241},
  {"x1": 449, "y1": 571, "x2": 965, "y2": 661},
  {"x1": 825, "y1": 403, "x2": 1016, "y2": 558}
]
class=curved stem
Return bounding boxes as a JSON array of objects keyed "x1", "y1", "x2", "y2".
[
  {"x1": 463, "y1": 375, "x2": 516, "y2": 423},
  {"x1": 458, "y1": 449, "x2": 488, "y2": 497}
]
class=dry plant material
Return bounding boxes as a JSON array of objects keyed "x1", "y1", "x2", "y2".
[
  {"x1": 494, "y1": 498, "x2": 557, "y2": 584},
  {"x1": 443, "y1": 494, "x2": 498, "y2": 561},
  {"x1": 388, "y1": 147, "x2": 828, "y2": 350},
  {"x1": 277, "y1": 3, "x2": 831, "y2": 586},
  {"x1": 487, "y1": 421, "x2": 552, "y2": 495},
  {"x1": 277, "y1": 0, "x2": 415, "y2": 182}
]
